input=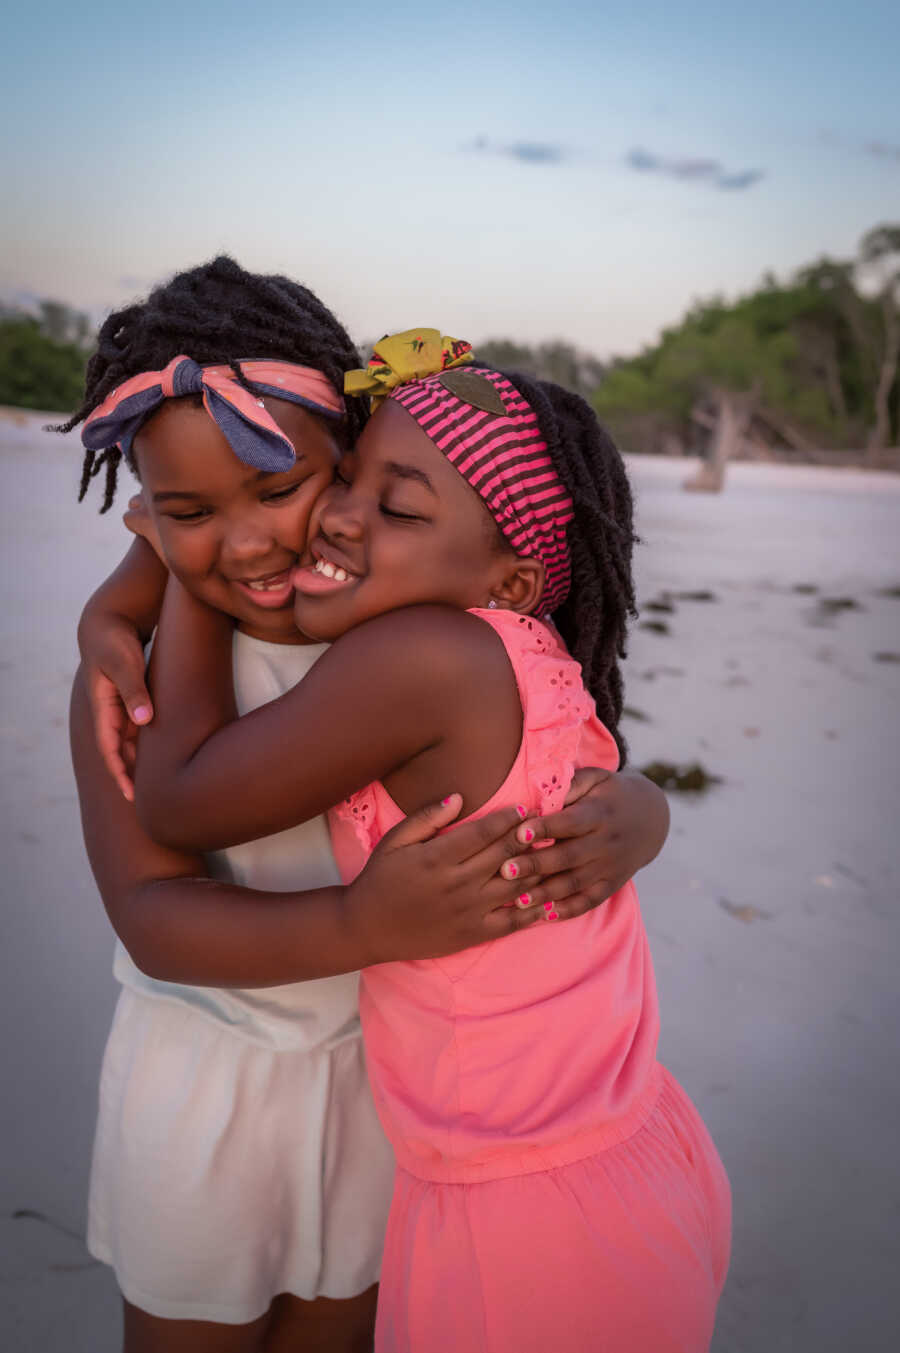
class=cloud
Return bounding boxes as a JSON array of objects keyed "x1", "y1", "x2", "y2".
[
  {"x1": 461, "y1": 137, "x2": 765, "y2": 189},
  {"x1": 818, "y1": 129, "x2": 900, "y2": 165},
  {"x1": 464, "y1": 137, "x2": 568, "y2": 165},
  {"x1": 717, "y1": 170, "x2": 766, "y2": 191},
  {"x1": 864, "y1": 140, "x2": 900, "y2": 163},
  {"x1": 625, "y1": 147, "x2": 764, "y2": 191}
]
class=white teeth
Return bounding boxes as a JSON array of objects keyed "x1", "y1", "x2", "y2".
[
  {"x1": 314, "y1": 558, "x2": 352, "y2": 582},
  {"x1": 246, "y1": 575, "x2": 285, "y2": 591}
]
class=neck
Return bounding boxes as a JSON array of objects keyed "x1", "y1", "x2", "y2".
[{"x1": 237, "y1": 621, "x2": 320, "y2": 646}]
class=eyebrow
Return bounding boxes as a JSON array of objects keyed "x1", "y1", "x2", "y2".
[
  {"x1": 384, "y1": 461, "x2": 436, "y2": 495},
  {"x1": 152, "y1": 468, "x2": 301, "y2": 503}
]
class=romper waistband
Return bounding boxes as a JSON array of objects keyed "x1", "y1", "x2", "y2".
[{"x1": 392, "y1": 1062, "x2": 664, "y2": 1184}]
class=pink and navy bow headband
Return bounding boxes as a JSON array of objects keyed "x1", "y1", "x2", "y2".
[
  {"x1": 82, "y1": 356, "x2": 345, "y2": 473},
  {"x1": 388, "y1": 367, "x2": 574, "y2": 616}
]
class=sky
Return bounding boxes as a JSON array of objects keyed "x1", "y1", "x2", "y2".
[{"x1": 2, "y1": 0, "x2": 898, "y2": 359}]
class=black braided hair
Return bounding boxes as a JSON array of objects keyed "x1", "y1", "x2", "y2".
[
  {"x1": 477, "y1": 366, "x2": 638, "y2": 761},
  {"x1": 56, "y1": 255, "x2": 368, "y2": 512}
]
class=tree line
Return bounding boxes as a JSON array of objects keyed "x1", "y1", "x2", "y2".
[
  {"x1": 0, "y1": 301, "x2": 92, "y2": 412},
  {"x1": 592, "y1": 224, "x2": 899, "y2": 464},
  {"x1": 3, "y1": 226, "x2": 897, "y2": 464}
]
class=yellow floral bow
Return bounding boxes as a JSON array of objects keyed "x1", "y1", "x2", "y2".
[{"x1": 345, "y1": 328, "x2": 473, "y2": 408}]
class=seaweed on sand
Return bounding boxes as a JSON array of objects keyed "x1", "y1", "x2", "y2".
[{"x1": 639, "y1": 761, "x2": 722, "y2": 793}]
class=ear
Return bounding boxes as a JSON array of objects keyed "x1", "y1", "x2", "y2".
[{"x1": 488, "y1": 555, "x2": 545, "y2": 615}]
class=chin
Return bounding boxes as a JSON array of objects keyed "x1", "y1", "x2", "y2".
[{"x1": 292, "y1": 601, "x2": 350, "y2": 644}]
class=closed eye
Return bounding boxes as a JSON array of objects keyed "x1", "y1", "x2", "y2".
[
  {"x1": 380, "y1": 504, "x2": 426, "y2": 522},
  {"x1": 263, "y1": 483, "x2": 301, "y2": 503}
]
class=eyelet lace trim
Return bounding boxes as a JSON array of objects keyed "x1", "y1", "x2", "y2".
[{"x1": 333, "y1": 786, "x2": 379, "y2": 857}]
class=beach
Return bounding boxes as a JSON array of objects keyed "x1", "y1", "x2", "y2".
[{"x1": 1, "y1": 413, "x2": 899, "y2": 1351}]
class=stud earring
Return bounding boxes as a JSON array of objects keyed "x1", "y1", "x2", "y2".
[{"x1": 488, "y1": 599, "x2": 498, "y2": 609}]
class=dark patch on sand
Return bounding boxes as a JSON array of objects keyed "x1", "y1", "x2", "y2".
[
  {"x1": 644, "y1": 597, "x2": 675, "y2": 614},
  {"x1": 623, "y1": 706, "x2": 650, "y2": 722},
  {"x1": 718, "y1": 898, "x2": 772, "y2": 924},
  {"x1": 792, "y1": 583, "x2": 819, "y2": 595},
  {"x1": 640, "y1": 619, "x2": 671, "y2": 635},
  {"x1": 873, "y1": 651, "x2": 900, "y2": 663},
  {"x1": 833, "y1": 861, "x2": 869, "y2": 888},
  {"x1": 807, "y1": 596, "x2": 864, "y2": 627},
  {"x1": 640, "y1": 760, "x2": 722, "y2": 793},
  {"x1": 12, "y1": 1208, "x2": 86, "y2": 1245},
  {"x1": 674, "y1": 589, "x2": 717, "y2": 602},
  {"x1": 876, "y1": 585, "x2": 900, "y2": 599},
  {"x1": 819, "y1": 596, "x2": 863, "y2": 614}
]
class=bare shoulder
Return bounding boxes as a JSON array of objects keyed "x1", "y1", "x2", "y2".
[{"x1": 325, "y1": 605, "x2": 515, "y2": 692}]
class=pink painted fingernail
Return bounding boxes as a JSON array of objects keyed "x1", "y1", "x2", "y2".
[
  {"x1": 548, "y1": 910, "x2": 559, "y2": 921},
  {"x1": 516, "y1": 804, "x2": 528, "y2": 820},
  {"x1": 441, "y1": 796, "x2": 453, "y2": 806},
  {"x1": 516, "y1": 893, "x2": 532, "y2": 908},
  {"x1": 543, "y1": 901, "x2": 553, "y2": 911},
  {"x1": 521, "y1": 827, "x2": 535, "y2": 844},
  {"x1": 133, "y1": 705, "x2": 150, "y2": 722},
  {"x1": 503, "y1": 861, "x2": 519, "y2": 879}
]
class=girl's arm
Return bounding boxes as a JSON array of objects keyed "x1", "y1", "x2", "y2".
[
  {"x1": 135, "y1": 573, "x2": 670, "y2": 915},
  {"x1": 71, "y1": 668, "x2": 553, "y2": 985},
  {"x1": 78, "y1": 537, "x2": 167, "y2": 798},
  {"x1": 135, "y1": 576, "x2": 672, "y2": 896},
  {"x1": 134, "y1": 577, "x2": 506, "y2": 851}
]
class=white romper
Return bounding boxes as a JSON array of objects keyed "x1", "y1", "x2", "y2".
[{"x1": 86, "y1": 632, "x2": 395, "y2": 1324}]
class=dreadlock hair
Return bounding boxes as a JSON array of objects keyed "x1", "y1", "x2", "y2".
[
  {"x1": 55, "y1": 255, "x2": 368, "y2": 512},
  {"x1": 481, "y1": 367, "x2": 638, "y2": 762}
]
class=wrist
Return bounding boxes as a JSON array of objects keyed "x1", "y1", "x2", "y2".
[
  {"x1": 342, "y1": 876, "x2": 386, "y2": 969},
  {"x1": 78, "y1": 604, "x2": 135, "y2": 662}
]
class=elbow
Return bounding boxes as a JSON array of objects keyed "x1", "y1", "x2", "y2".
[
  {"x1": 115, "y1": 897, "x2": 166, "y2": 981},
  {"x1": 122, "y1": 936, "x2": 170, "y2": 984},
  {"x1": 119, "y1": 882, "x2": 188, "y2": 983},
  {"x1": 134, "y1": 796, "x2": 183, "y2": 850},
  {"x1": 133, "y1": 772, "x2": 194, "y2": 851}
]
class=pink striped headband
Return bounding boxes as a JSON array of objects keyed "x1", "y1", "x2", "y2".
[
  {"x1": 388, "y1": 368, "x2": 574, "y2": 615},
  {"x1": 82, "y1": 356, "x2": 345, "y2": 473}
]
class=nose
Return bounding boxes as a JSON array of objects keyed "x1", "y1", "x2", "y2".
[
  {"x1": 318, "y1": 484, "x2": 365, "y2": 543},
  {"x1": 220, "y1": 507, "x2": 277, "y2": 566}
]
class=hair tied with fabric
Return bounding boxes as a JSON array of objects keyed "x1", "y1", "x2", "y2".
[{"x1": 344, "y1": 328, "x2": 473, "y2": 408}]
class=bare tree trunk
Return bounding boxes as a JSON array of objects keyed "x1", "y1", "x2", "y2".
[
  {"x1": 822, "y1": 343, "x2": 849, "y2": 427},
  {"x1": 866, "y1": 296, "x2": 899, "y2": 456},
  {"x1": 684, "y1": 391, "x2": 751, "y2": 492}
]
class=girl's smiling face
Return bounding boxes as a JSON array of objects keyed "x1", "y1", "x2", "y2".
[
  {"x1": 133, "y1": 396, "x2": 341, "y2": 642},
  {"x1": 292, "y1": 399, "x2": 541, "y2": 641}
]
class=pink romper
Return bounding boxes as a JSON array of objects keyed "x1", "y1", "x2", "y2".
[{"x1": 330, "y1": 610, "x2": 731, "y2": 1352}]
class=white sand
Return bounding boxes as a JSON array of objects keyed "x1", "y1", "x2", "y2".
[{"x1": 1, "y1": 416, "x2": 899, "y2": 1350}]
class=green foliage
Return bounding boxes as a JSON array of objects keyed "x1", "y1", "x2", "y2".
[
  {"x1": 0, "y1": 303, "x2": 91, "y2": 412},
  {"x1": 593, "y1": 225, "x2": 899, "y2": 453},
  {"x1": 474, "y1": 338, "x2": 605, "y2": 400}
]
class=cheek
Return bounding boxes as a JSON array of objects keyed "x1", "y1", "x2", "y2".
[
  {"x1": 155, "y1": 522, "x2": 216, "y2": 582},
  {"x1": 291, "y1": 476, "x2": 335, "y2": 548}
]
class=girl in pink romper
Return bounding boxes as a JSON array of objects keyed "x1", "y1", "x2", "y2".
[
  {"x1": 135, "y1": 335, "x2": 731, "y2": 1352},
  {"x1": 331, "y1": 604, "x2": 730, "y2": 1352}
]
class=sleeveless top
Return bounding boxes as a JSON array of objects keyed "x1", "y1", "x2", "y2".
[
  {"x1": 113, "y1": 631, "x2": 362, "y2": 1052},
  {"x1": 329, "y1": 609, "x2": 662, "y2": 1182}
]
